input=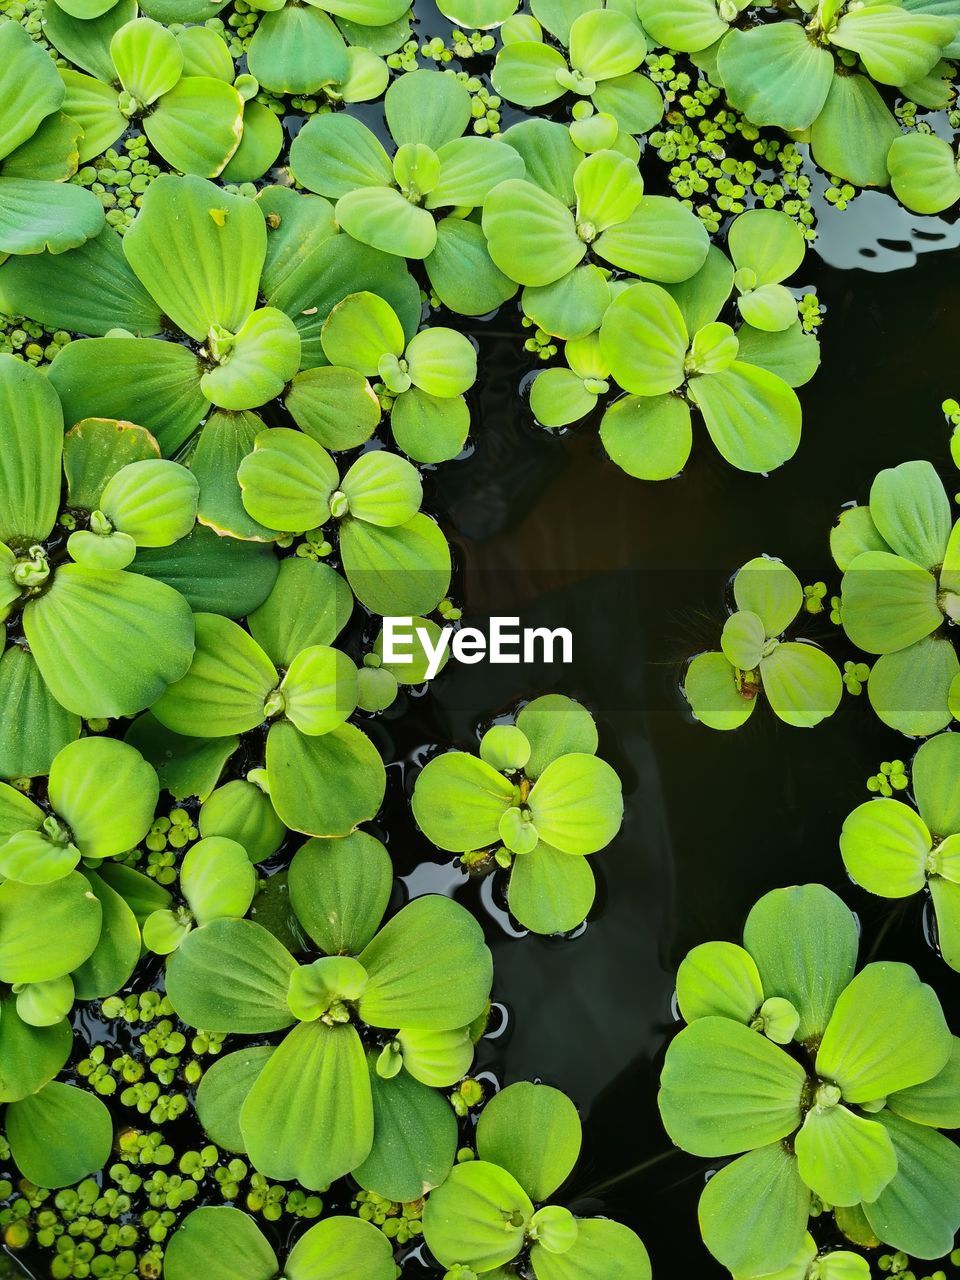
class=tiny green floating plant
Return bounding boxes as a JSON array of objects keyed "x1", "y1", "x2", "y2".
[
  {"x1": 412, "y1": 694, "x2": 624, "y2": 935},
  {"x1": 684, "y1": 555, "x2": 843, "y2": 729},
  {"x1": 659, "y1": 883, "x2": 960, "y2": 1275}
]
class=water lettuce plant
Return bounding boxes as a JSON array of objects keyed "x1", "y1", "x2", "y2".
[
  {"x1": 684, "y1": 556, "x2": 842, "y2": 729},
  {"x1": 659, "y1": 883, "x2": 960, "y2": 1273},
  {"x1": 0, "y1": 359, "x2": 198, "y2": 728},
  {"x1": 169, "y1": 831, "x2": 493, "y2": 1195},
  {"x1": 164, "y1": 1206, "x2": 398, "y2": 1280},
  {"x1": 147, "y1": 556, "x2": 387, "y2": 836},
  {"x1": 422, "y1": 1081, "x2": 652, "y2": 1277},
  {"x1": 638, "y1": 0, "x2": 958, "y2": 187},
  {"x1": 0, "y1": 23, "x2": 105, "y2": 257},
  {"x1": 841, "y1": 731, "x2": 960, "y2": 971},
  {"x1": 832, "y1": 459, "x2": 960, "y2": 737},
  {"x1": 412, "y1": 695, "x2": 623, "y2": 934}
]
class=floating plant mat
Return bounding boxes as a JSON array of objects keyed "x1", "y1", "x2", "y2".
[{"x1": 1, "y1": 0, "x2": 960, "y2": 1278}]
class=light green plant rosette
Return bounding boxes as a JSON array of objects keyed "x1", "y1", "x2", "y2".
[
  {"x1": 659, "y1": 883, "x2": 960, "y2": 1276},
  {"x1": 684, "y1": 555, "x2": 842, "y2": 730},
  {"x1": 422, "y1": 1081, "x2": 652, "y2": 1279},
  {"x1": 841, "y1": 731, "x2": 960, "y2": 970},
  {"x1": 412, "y1": 694, "x2": 623, "y2": 935},
  {"x1": 833, "y1": 459, "x2": 960, "y2": 737}
]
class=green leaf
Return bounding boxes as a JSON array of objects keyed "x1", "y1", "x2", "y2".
[
  {"x1": 422, "y1": 1160, "x2": 533, "y2": 1271},
  {"x1": 110, "y1": 17, "x2": 183, "y2": 104},
  {"x1": 425, "y1": 216, "x2": 517, "y2": 317},
  {"x1": 658, "y1": 1017, "x2": 807, "y2": 1156},
  {"x1": 689, "y1": 362, "x2": 801, "y2": 473},
  {"x1": 477, "y1": 1081, "x2": 582, "y2": 1201},
  {"x1": 841, "y1": 551, "x2": 941, "y2": 654},
  {"x1": 0, "y1": 993, "x2": 71, "y2": 1103},
  {"x1": 340, "y1": 452, "x2": 422, "y2": 527},
  {"x1": 677, "y1": 941, "x2": 763, "y2": 1025},
  {"x1": 191, "y1": 410, "x2": 272, "y2": 542},
  {"x1": 247, "y1": 6, "x2": 349, "y2": 96},
  {"x1": 810, "y1": 74, "x2": 899, "y2": 188},
  {"x1": 868, "y1": 460, "x2": 950, "y2": 570},
  {"x1": 132, "y1": 524, "x2": 278, "y2": 617},
  {"x1": 337, "y1": 184, "x2": 438, "y2": 260},
  {"x1": 508, "y1": 841, "x2": 597, "y2": 934},
  {"x1": 522, "y1": 266, "x2": 610, "y2": 343},
  {"x1": 200, "y1": 307, "x2": 301, "y2": 411},
  {"x1": 194, "y1": 1047, "x2": 274, "y2": 1153},
  {"x1": 817, "y1": 962, "x2": 951, "y2": 1101},
  {"x1": 599, "y1": 393, "x2": 693, "y2": 480},
  {"x1": 58, "y1": 71, "x2": 125, "y2": 165},
  {"x1": 831, "y1": 5, "x2": 953, "y2": 86},
  {"x1": 840, "y1": 799, "x2": 930, "y2": 898},
  {"x1": 721, "y1": 611, "x2": 767, "y2": 670},
  {"x1": 280, "y1": 644, "x2": 358, "y2": 736},
  {"x1": 24, "y1": 564, "x2": 195, "y2": 719},
  {"x1": 594, "y1": 196, "x2": 709, "y2": 282},
  {"x1": 0, "y1": 354, "x2": 62, "y2": 545},
  {"x1": 354, "y1": 1060, "x2": 458, "y2": 1201},
  {"x1": 392, "y1": 388, "x2": 470, "y2": 464},
  {"x1": 867, "y1": 638, "x2": 956, "y2": 737},
  {"x1": 600, "y1": 283, "x2": 688, "y2": 395},
  {"x1": 100, "y1": 459, "x2": 198, "y2": 549},
  {"x1": 794, "y1": 1102, "x2": 896, "y2": 1207},
  {"x1": 372, "y1": 616, "x2": 450, "y2": 683},
  {"x1": 286, "y1": 366, "x2": 380, "y2": 452},
  {"x1": 289, "y1": 113, "x2": 392, "y2": 197},
  {"x1": 863, "y1": 1111, "x2": 960, "y2": 1260},
  {"x1": 405, "y1": 327, "x2": 477, "y2": 397},
  {"x1": 43, "y1": 0, "x2": 138, "y2": 82},
  {"x1": 427, "y1": 138, "x2": 525, "y2": 211},
  {"x1": 888, "y1": 132, "x2": 960, "y2": 215},
  {"x1": 530, "y1": 367, "x2": 598, "y2": 428},
  {"x1": 166, "y1": 918, "x2": 296, "y2": 1033},
  {"x1": 6, "y1": 1083, "x2": 112, "y2": 1189},
  {"x1": 492, "y1": 40, "x2": 567, "y2": 108},
  {"x1": 221, "y1": 101, "x2": 284, "y2": 185},
  {"x1": 46, "y1": 737, "x2": 157, "y2": 860},
  {"x1": 3, "y1": 173, "x2": 99, "y2": 253},
  {"x1": 699, "y1": 1144, "x2": 810, "y2": 1276},
  {"x1": 123, "y1": 174, "x2": 264, "y2": 340},
  {"x1": 718, "y1": 24, "x2": 834, "y2": 132},
  {"x1": 530, "y1": 1219, "x2": 651, "y2": 1280},
  {"x1": 238, "y1": 427, "x2": 338, "y2": 533},
  {"x1": 684, "y1": 651, "x2": 756, "y2": 731},
  {"x1": 931, "y1": 875, "x2": 960, "y2": 969},
  {"x1": 71, "y1": 871, "x2": 140, "y2": 1000},
  {"x1": 180, "y1": 836, "x2": 257, "y2": 925},
  {"x1": 482, "y1": 179, "x2": 584, "y2": 288},
  {"x1": 412, "y1": 751, "x2": 515, "y2": 851},
  {"x1": 743, "y1": 884, "x2": 859, "y2": 1046},
  {"x1": 636, "y1": 0, "x2": 729, "y2": 53},
  {"x1": 152, "y1": 613, "x2": 276, "y2": 737},
  {"x1": 265, "y1": 721, "x2": 386, "y2": 837},
  {"x1": 164, "y1": 1206, "x2": 277, "y2": 1280},
  {"x1": 285, "y1": 1216, "x2": 398, "y2": 1280},
  {"x1": 396, "y1": 1026, "x2": 474, "y2": 1087},
  {"x1": 888, "y1": 1037, "x2": 960, "y2": 1129},
  {"x1": 248, "y1": 557, "x2": 351, "y2": 668},
  {"x1": 241, "y1": 1020, "x2": 373, "y2": 1188},
  {"x1": 339, "y1": 513, "x2": 451, "y2": 617},
  {"x1": 199, "y1": 779, "x2": 283, "y2": 864},
  {"x1": 359, "y1": 895, "x2": 492, "y2": 1031},
  {"x1": 63, "y1": 418, "x2": 160, "y2": 512},
  {"x1": 288, "y1": 831, "x2": 391, "y2": 955},
  {"x1": 728, "y1": 209, "x2": 806, "y2": 286},
  {"x1": 0, "y1": 648, "x2": 80, "y2": 779},
  {"x1": 321, "y1": 290, "x2": 404, "y2": 373},
  {"x1": 736, "y1": 322, "x2": 821, "y2": 389},
  {"x1": 385, "y1": 67, "x2": 472, "y2": 150},
  {"x1": 760, "y1": 642, "x2": 843, "y2": 729},
  {"x1": 527, "y1": 753, "x2": 622, "y2": 854},
  {"x1": 0, "y1": 22, "x2": 66, "y2": 160},
  {"x1": 125, "y1": 712, "x2": 236, "y2": 802},
  {"x1": 143, "y1": 76, "x2": 243, "y2": 178}
]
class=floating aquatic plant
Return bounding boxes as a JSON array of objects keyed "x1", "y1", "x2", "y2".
[
  {"x1": 422, "y1": 1080, "x2": 652, "y2": 1277},
  {"x1": 167, "y1": 831, "x2": 493, "y2": 1195},
  {"x1": 660, "y1": 883, "x2": 960, "y2": 1273},
  {"x1": 684, "y1": 556, "x2": 842, "y2": 729},
  {"x1": 841, "y1": 732, "x2": 960, "y2": 971},
  {"x1": 832, "y1": 459, "x2": 960, "y2": 737},
  {"x1": 412, "y1": 695, "x2": 623, "y2": 935}
]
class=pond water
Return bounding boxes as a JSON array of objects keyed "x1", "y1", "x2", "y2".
[{"x1": 4, "y1": 1, "x2": 960, "y2": 1273}]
